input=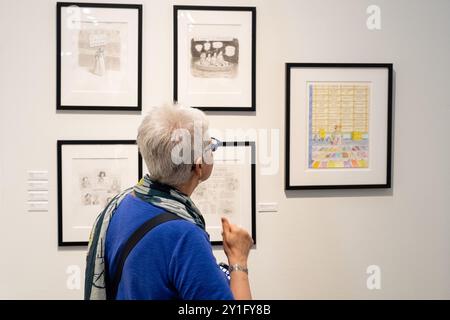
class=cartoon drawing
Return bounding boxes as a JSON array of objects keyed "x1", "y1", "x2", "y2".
[
  {"x1": 190, "y1": 38, "x2": 239, "y2": 78},
  {"x1": 308, "y1": 83, "x2": 370, "y2": 169},
  {"x1": 191, "y1": 165, "x2": 240, "y2": 218},
  {"x1": 78, "y1": 28, "x2": 122, "y2": 76},
  {"x1": 78, "y1": 170, "x2": 121, "y2": 206}
]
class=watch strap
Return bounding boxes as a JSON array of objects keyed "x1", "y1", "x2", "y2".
[{"x1": 229, "y1": 264, "x2": 248, "y2": 274}]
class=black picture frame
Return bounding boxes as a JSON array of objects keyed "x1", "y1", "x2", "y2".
[
  {"x1": 173, "y1": 5, "x2": 256, "y2": 112},
  {"x1": 56, "y1": 2, "x2": 143, "y2": 111},
  {"x1": 285, "y1": 63, "x2": 393, "y2": 190},
  {"x1": 57, "y1": 140, "x2": 143, "y2": 246}
]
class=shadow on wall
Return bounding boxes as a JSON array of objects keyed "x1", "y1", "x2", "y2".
[{"x1": 285, "y1": 188, "x2": 393, "y2": 199}]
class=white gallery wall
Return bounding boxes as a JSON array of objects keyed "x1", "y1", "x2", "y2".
[{"x1": 1, "y1": 0, "x2": 449, "y2": 299}]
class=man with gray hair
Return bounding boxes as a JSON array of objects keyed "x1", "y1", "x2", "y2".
[{"x1": 85, "y1": 104, "x2": 253, "y2": 300}]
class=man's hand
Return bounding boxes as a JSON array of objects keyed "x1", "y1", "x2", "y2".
[{"x1": 221, "y1": 217, "x2": 253, "y2": 265}]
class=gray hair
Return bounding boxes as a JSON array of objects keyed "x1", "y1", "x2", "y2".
[{"x1": 137, "y1": 104, "x2": 209, "y2": 186}]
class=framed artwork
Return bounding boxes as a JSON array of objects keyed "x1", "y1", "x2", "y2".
[
  {"x1": 174, "y1": 6, "x2": 256, "y2": 111},
  {"x1": 57, "y1": 140, "x2": 142, "y2": 246},
  {"x1": 285, "y1": 63, "x2": 393, "y2": 189},
  {"x1": 57, "y1": 2, "x2": 142, "y2": 111},
  {"x1": 191, "y1": 141, "x2": 256, "y2": 245}
]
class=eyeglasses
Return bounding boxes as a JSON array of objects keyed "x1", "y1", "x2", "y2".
[
  {"x1": 205, "y1": 137, "x2": 221, "y2": 153},
  {"x1": 191, "y1": 137, "x2": 220, "y2": 170}
]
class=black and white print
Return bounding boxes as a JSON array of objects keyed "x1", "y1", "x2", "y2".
[
  {"x1": 190, "y1": 37, "x2": 239, "y2": 78},
  {"x1": 79, "y1": 169, "x2": 121, "y2": 207}
]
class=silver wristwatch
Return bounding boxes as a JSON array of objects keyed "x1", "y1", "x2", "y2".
[{"x1": 229, "y1": 264, "x2": 249, "y2": 274}]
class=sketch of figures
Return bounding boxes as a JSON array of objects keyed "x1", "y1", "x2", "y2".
[
  {"x1": 83, "y1": 193, "x2": 93, "y2": 206},
  {"x1": 219, "y1": 199, "x2": 235, "y2": 215},
  {"x1": 81, "y1": 176, "x2": 90, "y2": 189},
  {"x1": 226, "y1": 176, "x2": 239, "y2": 191},
  {"x1": 78, "y1": 170, "x2": 121, "y2": 207},
  {"x1": 109, "y1": 178, "x2": 121, "y2": 193},
  {"x1": 308, "y1": 83, "x2": 370, "y2": 169},
  {"x1": 93, "y1": 47, "x2": 106, "y2": 76},
  {"x1": 190, "y1": 37, "x2": 239, "y2": 78},
  {"x1": 78, "y1": 27, "x2": 122, "y2": 76},
  {"x1": 92, "y1": 194, "x2": 100, "y2": 206},
  {"x1": 97, "y1": 171, "x2": 106, "y2": 184},
  {"x1": 191, "y1": 165, "x2": 240, "y2": 218}
]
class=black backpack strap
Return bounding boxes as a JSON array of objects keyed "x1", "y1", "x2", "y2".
[{"x1": 106, "y1": 212, "x2": 182, "y2": 300}]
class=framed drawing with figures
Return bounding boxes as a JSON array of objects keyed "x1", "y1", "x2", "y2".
[
  {"x1": 191, "y1": 141, "x2": 256, "y2": 245},
  {"x1": 57, "y1": 2, "x2": 142, "y2": 111},
  {"x1": 285, "y1": 63, "x2": 393, "y2": 189},
  {"x1": 174, "y1": 6, "x2": 256, "y2": 111},
  {"x1": 57, "y1": 140, "x2": 142, "y2": 246}
]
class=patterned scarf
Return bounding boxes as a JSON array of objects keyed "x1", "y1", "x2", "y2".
[{"x1": 84, "y1": 174, "x2": 205, "y2": 300}]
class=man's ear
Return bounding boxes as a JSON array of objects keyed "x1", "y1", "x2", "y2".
[{"x1": 193, "y1": 157, "x2": 203, "y2": 177}]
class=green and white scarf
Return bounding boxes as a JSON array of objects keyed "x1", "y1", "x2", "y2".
[{"x1": 84, "y1": 174, "x2": 206, "y2": 300}]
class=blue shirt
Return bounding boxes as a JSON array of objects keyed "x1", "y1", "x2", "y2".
[{"x1": 105, "y1": 194, "x2": 234, "y2": 300}]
